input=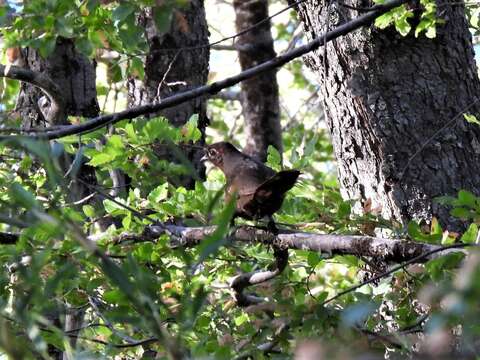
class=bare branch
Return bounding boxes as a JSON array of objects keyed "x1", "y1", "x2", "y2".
[
  {"x1": 231, "y1": 247, "x2": 289, "y2": 307},
  {"x1": 112, "y1": 224, "x2": 466, "y2": 263},
  {"x1": 211, "y1": 90, "x2": 242, "y2": 101},
  {"x1": 0, "y1": 64, "x2": 66, "y2": 124}
]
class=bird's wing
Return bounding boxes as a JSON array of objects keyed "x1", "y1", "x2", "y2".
[
  {"x1": 228, "y1": 159, "x2": 276, "y2": 196},
  {"x1": 253, "y1": 170, "x2": 301, "y2": 203}
]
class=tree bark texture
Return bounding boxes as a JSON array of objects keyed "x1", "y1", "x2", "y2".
[
  {"x1": 233, "y1": 0, "x2": 282, "y2": 162},
  {"x1": 127, "y1": 1, "x2": 210, "y2": 187},
  {"x1": 15, "y1": 37, "x2": 99, "y2": 128},
  {"x1": 296, "y1": 0, "x2": 480, "y2": 230}
]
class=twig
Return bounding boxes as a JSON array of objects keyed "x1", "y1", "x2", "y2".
[
  {"x1": 399, "y1": 98, "x2": 480, "y2": 180},
  {"x1": 150, "y1": 0, "x2": 309, "y2": 54},
  {"x1": 230, "y1": 247, "x2": 289, "y2": 307},
  {"x1": 319, "y1": 243, "x2": 476, "y2": 306}
]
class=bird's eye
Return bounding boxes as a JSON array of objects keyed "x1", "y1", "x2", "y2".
[{"x1": 208, "y1": 148, "x2": 218, "y2": 158}]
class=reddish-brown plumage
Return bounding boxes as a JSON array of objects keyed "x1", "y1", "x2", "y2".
[{"x1": 202, "y1": 142, "x2": 300, "y2": 220}]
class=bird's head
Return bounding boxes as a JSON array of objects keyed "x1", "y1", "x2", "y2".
[{"x1": 201, "y1": 142, "x2": 239, "y2": 169}]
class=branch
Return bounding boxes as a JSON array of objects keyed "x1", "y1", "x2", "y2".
[
  {"x1": 0, "y1": 0, "x2": 407, "y2": 141},
  {"x1": 0, "y1": 64, "x2": 66, "y2": 124},
  {"x1": 319, "y1": 243, "x2": 474, "y2": 306},
  {"x1": 231, "y1": 247, "x2": 289, "y2": 307},
  {"x1": 211, "y1": 90, "x2": 242, "y2": 101},
  {"x1": 113, "y1": 224, "x2": 466, "y2": 263}
]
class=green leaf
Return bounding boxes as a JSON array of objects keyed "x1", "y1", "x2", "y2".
[
  {"x1": 107, "y1": 63, "x2": 123, "y2": 83},
  {"x1": 375, "y1": 12, "x2": 394, "y2": 29},
  {"x1": 148, "y1": 183, "x2": 169, "y2": 204},
  {"x1": 38, "y1": 36, "x2": 57, "y2": 58},
  {"x1": 9, "y1": 182, "x2": 40, "y2": 210},
  {"x1": 426, "y1": 253, "x2": 465, "y2": 281},
  {"x1": 130, "y1": 57, "x2": 145, "y2": 80},
  {"x1": 337, "y1": 201, "x2": 351, "y2": 218},
  {"x1": 182, "y1": 115, "x2": 202, "y2": 142},
  {"x1": 267, "y1": 145, "x2": 282, "y2": 170},
  {"x1": 103, "y1": 198, "x2": 128, "y2": 215},
  {"x1": 461, "y1": 223, "x2": 478, "y2": 244},
  {"x1": 88, "y1": 152, "x2": 115, "y2": 167},
  {"x1": 450, "y1": 207, "x2": 472, "y2": 219},
  {"x1": 234, "y1": 313, "x2": 249, "y2": 326},
  {"x1": 55, "y1": 18, "x2": 74, "y2": 38},
  {"x1": 75, "y1": 37, "x2": 94, "y2": 57},
  {"x1": 395, "y1": 13, "x2": 412, "y2": 36},
  {"x1": 407, "y1": 220, "x2": 440, "y2": 243},
  {"x1": 153, "y1": 5, "x2": 173, "y2": 34},
  {"x1": 457, "y1": 190, "x2": 477, "y2": 208},
  {"x1": 82, "y1": 205, "x2": 96, "y2": 218},
  {"x1": 197, "y1": 197, "x2": 236, "y2": 263},
  {"x1": 307, "y1": 252, "x2": 321, "y2": 267},
  {"x1": 112, "y1": 3, "x2": 136, "y2": 23},
  {"x1": 464, "y1": 113, "x2": 480, "y2": 126}
]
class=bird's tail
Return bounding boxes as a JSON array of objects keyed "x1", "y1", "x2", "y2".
[{"x1": 255, "y1": 170, "x2": 301, "y2": 199}]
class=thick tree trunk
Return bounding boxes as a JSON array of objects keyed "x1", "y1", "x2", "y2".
[
  {"x1": 233, "y1": 0, "x2": 282, "y2": 162},
  {"x1": 296, "y1": 0, "x2": 480, "y2": 230},
  {"x1": 127, "y1": 1, "x2": 209, "y2": 187},
  {"x1": 16, "y1": 37, "x2": 99, "y2": 128}
]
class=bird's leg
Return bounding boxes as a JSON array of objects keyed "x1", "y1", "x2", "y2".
[
  {"x1": 263, "y1": 216, "x2": 279, "y2": 253},
  {"x1": 227, "y1": 214, "x2": 238, "y2": 242},
  {"x1": 266, "y1": 216, "x2": 279, "y2": 236}
]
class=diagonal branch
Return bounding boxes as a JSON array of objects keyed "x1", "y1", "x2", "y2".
[
  {"x1": 0, "y1": 0, "x2": 407, "y2": 141},
  {"x1": 0, "y1": 64, "x2": 66, "y2": 124}
]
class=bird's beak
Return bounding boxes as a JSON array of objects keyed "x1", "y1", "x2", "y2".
[{"x1": 200, "y1": 154, "x2": 209, "y2": 162}]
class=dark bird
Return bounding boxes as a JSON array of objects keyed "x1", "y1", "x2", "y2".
[{"x1": 201, "y1": 142, "x2": 300, "y2": 230}]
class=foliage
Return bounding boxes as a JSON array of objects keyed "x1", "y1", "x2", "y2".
[
  {"x1": 375, "y1": 0, "x2": 439, "y2": 38},
  {"x1": 0, "y1": 0, "x2": 479, "y2": 359}
]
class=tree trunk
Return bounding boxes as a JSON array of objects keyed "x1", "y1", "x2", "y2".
[
  {"x1": 13, "y1": 38, "x2": 99, "y2": 358},
  {"x1": 127, "y1": 1, "x2": 210, "y2": 187},
  {"x1": 15, "y1": 37, "x2": 99, "y2": 128},
  {"x1": 295, "y1": 0, "x2": 480, "y2": 230},
  {"x1": 233, "y1": 0, "x2": 282, "y2": 162}
]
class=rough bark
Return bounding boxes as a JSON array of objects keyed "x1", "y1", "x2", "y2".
[
  {"x1": 15, "y1": 37, "x2": 99, "y2": 128},
  {"x1": 295, "y1": 0, "x2": 480, "y2": 230},
  {"x1": 127, "y1": 2, "x2": 210, "y2": 187},
  {"x1": 233, "y1": 0, "x2": 282, "y2": 162}
]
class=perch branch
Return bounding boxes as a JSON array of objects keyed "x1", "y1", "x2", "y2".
[{"x1": 111, "y1": 224, "x2": 466, "y2": 263}]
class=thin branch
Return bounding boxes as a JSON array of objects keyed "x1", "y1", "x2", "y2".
[
  {"x1": 399, "y1": 98, "x2": 480, "y2": 179},
  {"x1": 0, "y1": 215, "x2": 29, "y2": 228},
  {"x1": 40, "y1": 327, "x2": 158, "y2": 349},
  {"x1": 151, "y1": 0, "x2": 309, "y2": 54},
  {"x1": 231, "y1": 247, "x2": 289, "y2": 307},
  {"x1": 0, "y1": 0, "x2": 407, "y2": 141},
  {"x1": 319, "y1": 243, "x2": 475, "y2": 306},
  {"x1": 0, "y1": 64, "x2": 66, "y2": 124},
  {"x1": 211, "y1": 90, "x2": 242, "y2": 102}
]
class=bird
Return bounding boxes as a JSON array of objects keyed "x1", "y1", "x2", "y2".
[{"x1": 201, "y1": 142, "x2": 300, "y2": 232}]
